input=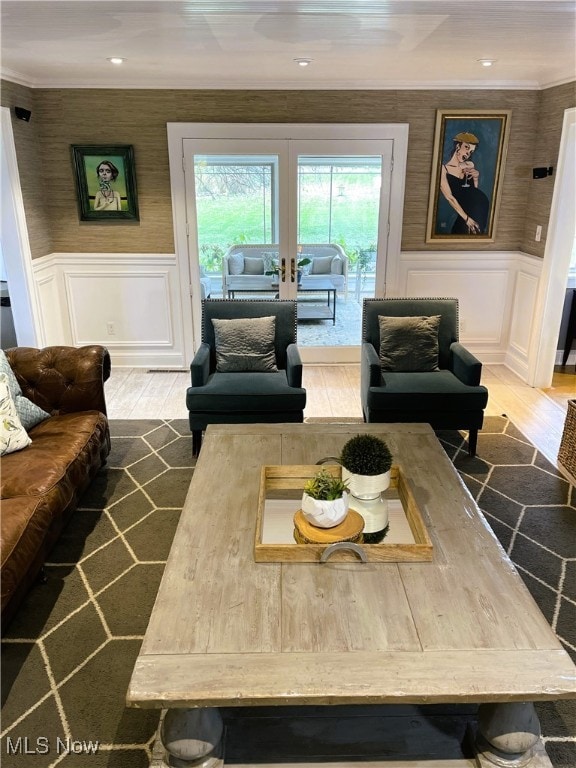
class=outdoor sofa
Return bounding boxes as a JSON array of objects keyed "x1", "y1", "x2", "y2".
[{"x1": 222, "y1": 243, "x2": 348, "y2": 296}]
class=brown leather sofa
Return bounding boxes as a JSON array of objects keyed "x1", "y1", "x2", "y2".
[{"x1": 1, "y1": 345, "x2": 111, "y2": 629}]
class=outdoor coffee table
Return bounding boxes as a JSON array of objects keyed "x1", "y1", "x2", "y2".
[
  {"x1": 297, "y1": 277, "x2": 337, "y2": 324},
  {"x1": 127, "y1": 423, "x2": 576, "y2": 767}
]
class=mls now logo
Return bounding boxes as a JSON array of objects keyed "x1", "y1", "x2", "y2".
[{"x1": 6, "y1": 736, "x2": 99, "y2": 755}]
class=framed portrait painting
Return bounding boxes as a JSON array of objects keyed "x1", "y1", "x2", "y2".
[
  {"x1": 426, "y1": 110, "x2": 511, "y2": 243},
  {"x1": 72, "y1": 145, "x2": 139, "y2": 221}
]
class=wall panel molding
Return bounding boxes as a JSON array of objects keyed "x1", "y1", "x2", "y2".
[
  {"x1": 31, "y1": 250, "x2": 543, "y2": 377},
  {"x1": 396, "y1": 251, "x2": 543, "y2": 367},
  {"x1": 32, "y1": 253, "x2": 186, "y2": 368}
]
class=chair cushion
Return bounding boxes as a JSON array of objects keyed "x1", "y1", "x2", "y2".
[
  {"x1": 243, "y1": 256, "x2": 265, "y2": 275},
  {"x1": 378, "y1": 315, "x2": 440, "y2": 372},
  {"x1": 212, "y1": 316, "x2": 278, "y2": 373},
  {"x1": 186, "y1": 371, "x2": 306, "y2": 413},
  {"x1": 367, "y1": 370, "x2": 488, "y2": 411}
]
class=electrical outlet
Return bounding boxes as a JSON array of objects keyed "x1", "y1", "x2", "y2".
[
  {"x1": 535, "y1": 225, "x2": 542, "y2": 242},
  {"x1": 106, "y1": 322, "x2": 115, "y2": 335}
]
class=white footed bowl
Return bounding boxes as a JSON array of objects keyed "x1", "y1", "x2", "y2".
[{"x1": 301, "y1": 491, "x2": 349, "y2": 528}]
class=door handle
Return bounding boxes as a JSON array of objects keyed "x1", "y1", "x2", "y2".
[
  {"x1": 290, "y1": 257, "x2": 297, "y2": 282},
  {"x1": 280, "y1": 257, "x2": 286, "y2": 282}
]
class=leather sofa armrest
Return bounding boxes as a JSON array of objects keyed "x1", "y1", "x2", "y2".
[
  {"x1": 190, "y1": 343, "x2": 211, "y2": 386},
  {"x1": 6, "y1": 345, "x2": 110, "y2": 416},
  {"x1": 450, "y1": 342, "x2": 482, "y2": 386},
  {"x1": 361, "y1": 342, "x2": 382, "y2": 388},
  {"x1": 286, "y1": 343, "x2": 303, "y2": 388}
]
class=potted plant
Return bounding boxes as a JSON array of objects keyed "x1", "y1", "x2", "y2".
[
  {"x1": 339, "y1": 434, "x2": 393, "y2": 542},
  {"x1": 265, "y1": 256, "x2": 312, "y2": 284},
  {"x1": 301, "y1": 469, "x2": 349, "y2": 528}
]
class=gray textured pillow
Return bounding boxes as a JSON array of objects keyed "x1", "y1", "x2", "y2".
[
  {"x1": 378, "y1": 315, "x2": 441, "y2": 372},
  {"x1": 213, "y1": 316, "x2": 278, "y2": 372},
  {"x1": 228, "y1": 252, "x2": 244, "y2": 275},
  {"x1": 310, "y1": 255, "x2": 333, "y2": 275},
  {"x1": 243, "y1": 256, "x2": 265, "y2": 275}
]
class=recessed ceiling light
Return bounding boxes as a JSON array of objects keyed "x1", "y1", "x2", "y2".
[
  {"x1": 478, "y1": 59, "x2": 496, "y2": 67},
  {"x1": 294, "y1": 58, "x2": 312, "y2": 67},
  {"x1": 107, "y1": 57, "x2": 125, "y2": 65}
]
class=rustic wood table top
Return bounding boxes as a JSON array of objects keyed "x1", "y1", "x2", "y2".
[{"x1": 127, "y1": 423, "x2": 576, "y2": 710}]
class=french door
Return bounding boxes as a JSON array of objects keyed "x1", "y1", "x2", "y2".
[{"x1": 180, "y1": 126, "x2": 403, "y2": 363}]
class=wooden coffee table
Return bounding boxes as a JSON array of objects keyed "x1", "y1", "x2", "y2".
[{"x1": 127, "y1": 423, "x2": 576, "y2": 767}]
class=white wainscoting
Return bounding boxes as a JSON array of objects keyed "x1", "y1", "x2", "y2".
[
  {"x1": 396, "y1": 251, "x2": 543, "y2": 375},
  {"x1": 32, "y1": 253, "x2": 186, "y2": 368},
  {"x1": 31, "y1": 250, "x2": 543, "y2": 378}
]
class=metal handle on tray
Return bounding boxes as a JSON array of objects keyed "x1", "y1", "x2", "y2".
[{"x1": 320, "y1": 542, "x2": 368, "y2": 563}]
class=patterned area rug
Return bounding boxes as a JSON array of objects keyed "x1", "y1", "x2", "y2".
[{"x1": 1, "y1": 416, "x2": 574, "y2": 767}]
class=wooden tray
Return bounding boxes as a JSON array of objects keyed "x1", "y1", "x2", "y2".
[{"x1": 255, "y1": 465, "x2": 433, "y2": 563}]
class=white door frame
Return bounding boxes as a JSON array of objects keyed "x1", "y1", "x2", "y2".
[
  {"x1": 528, "y1": 107, "x2": 576, "y2": 387},
  {"x1": 0, "y1": 107, "x2": 42, "y2": 347},
  {"x1": 167, "y1": 123, "x2": 409, "y2": 364}
]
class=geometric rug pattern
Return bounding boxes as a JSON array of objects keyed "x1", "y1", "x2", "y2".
[
  {"x1": 1, "y1": 416, "x2": 574, "y2": 767},
  {"x1": 437, "y1": 415, "x2": 576, "y2": 768},
  {"x1": 1, "y1": 419, "x2": 195, "y2": 767}
]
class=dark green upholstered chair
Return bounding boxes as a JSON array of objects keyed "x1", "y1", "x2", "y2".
[
  {"x1": 361, "y1": 298, "x2": 488, "y2": 456},
  {"x1": 186, "y1": 299, "x2": 306, "y2": 454}
]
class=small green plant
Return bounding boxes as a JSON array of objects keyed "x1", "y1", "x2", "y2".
[
  {"x1": 304, "y1": 469, "x2": 349, "y2": 500},
  {"x1": 340, "y1": 434, "x2": 392, "y2": 476},
  {"x1": 265, "y1": 256, "x2": 311, "y2": 277}
]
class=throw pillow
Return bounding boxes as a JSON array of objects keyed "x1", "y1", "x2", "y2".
[
  {"x1": 212, "y1": 316, "x2": 278, "y2": 373},
  {"x1": 243, "y1": 256, "x2": 265, "y2": 275},
  {"x1": 310, "y1": 255, "x2": 334, "y2": 275},
  {"x1": 378, "y1": 315, "x2": 441, "y2": 372},
  {"x1": 0, "y1": 350, "x2": 50, "y2": 430},
  {"x1": 0, "y1": 373, "x2": 32, "y2": 455},
  {"x1": 262, "y1": 252, "x2": 279, "y2": 274},
  {"x1": 228, "y1": 252, "x2": 245, "y2": 276}
]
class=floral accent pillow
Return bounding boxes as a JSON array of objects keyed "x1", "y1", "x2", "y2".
[
  {"x1": 0, "y1": 373, "x2": 32, "y2": 455},
  {"x1": 0, "y1": 350, "x2": 50, "y2": 430}
]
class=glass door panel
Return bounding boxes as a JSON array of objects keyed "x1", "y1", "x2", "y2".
[
  {"x1": 291, "y1": 140, "x2": 392, "y2": 357},
  {"x1": 183, "y1": 139, "x2": 293, "y2": 308},
  {"x1": 183, "y1": 136, "x2": 393, "y2": 362}
]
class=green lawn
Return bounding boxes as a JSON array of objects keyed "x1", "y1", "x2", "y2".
[{"x1": 196, "y1": 193, "x2": 380, "y2": 271}]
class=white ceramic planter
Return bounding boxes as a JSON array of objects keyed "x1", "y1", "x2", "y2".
[
  {"x1": 301, "y1": 491, "x2": 349, "y2": 528},
  {"x1": 341, "y1": 468, "x2": 390, "y2": 537},
  {"x1": 341, "y1": 468, "x2": 391, "y2": 499}
]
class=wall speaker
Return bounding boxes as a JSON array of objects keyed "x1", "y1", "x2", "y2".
[
  {"x1": 14, "y1": 107, "x2": 31, "y2": 122},
  {"x1": 532, "y1": 166, "x2": 553, "y2": 179}
]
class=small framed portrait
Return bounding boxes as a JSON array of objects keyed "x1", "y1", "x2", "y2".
[
  {"x1": 72, "y1": 145, "x2": 139, "y2": 221},
  {"x1": 426, "y1": 110, "x2": 511, "y2": 243}
]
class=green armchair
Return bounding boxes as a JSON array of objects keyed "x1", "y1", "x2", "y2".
[
  {"x1": 186, "y1": 300, "x2": 306, "y2": 454},
  {"x1": 361, "y1": 298, "x2": 488, "y2": 456}
]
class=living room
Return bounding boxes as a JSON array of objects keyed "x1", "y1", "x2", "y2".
[{"x1": 1, "y1": 2, "x2": 575, "y2": 767}]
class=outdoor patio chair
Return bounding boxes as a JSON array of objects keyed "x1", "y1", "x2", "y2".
[
  {"x1": 361, "y1": 297, "x2": 488, "y2": 456},
  {"x1": 186, "y1": 299, "x2": 306, "y2": 454}
]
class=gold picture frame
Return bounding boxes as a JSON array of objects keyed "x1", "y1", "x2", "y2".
[{"x1": 426, "y1": 110, "x2": 511, "y2": 243}]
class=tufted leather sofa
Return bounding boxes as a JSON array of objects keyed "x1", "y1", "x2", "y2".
[{"x1": 1, "y1": 345, "x2": 111, "y2": 629}]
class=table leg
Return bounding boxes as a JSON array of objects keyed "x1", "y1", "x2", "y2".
[
  {"x1": 474, "y1": 702, "x2": 548, "y2": 767},
  {"x1": 161, "y1": 707, "x2": 223, "y2": 767}
]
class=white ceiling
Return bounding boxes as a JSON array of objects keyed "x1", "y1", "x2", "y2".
[{"x1": 1, "y1": 0, "x2": 575, "y2": 90}]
